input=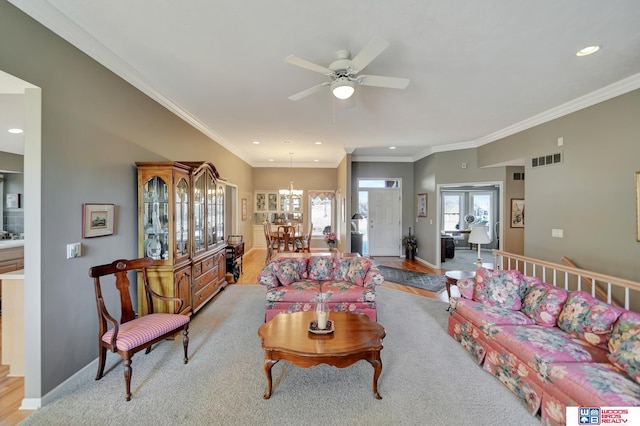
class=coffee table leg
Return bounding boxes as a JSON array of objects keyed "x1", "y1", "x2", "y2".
[
  {"x1": 368, "y1": 352, "x2": 383, "y2": 400},
  {"x1": 262, "y1": 358, "x2": 278, "y2": 399}
]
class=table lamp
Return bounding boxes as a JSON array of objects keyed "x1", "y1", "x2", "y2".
[
  {"x1": 468, "y1": 226, "x2": 491, "y2": 268},
  {"x1": 351, "y1": 213, "x2": 364, "y2": 232}
]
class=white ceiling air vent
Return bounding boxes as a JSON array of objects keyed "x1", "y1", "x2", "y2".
[{"x1": 532, "y1": 152, "x2": 563, "y2": 168}]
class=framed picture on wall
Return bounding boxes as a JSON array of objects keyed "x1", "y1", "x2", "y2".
[
  {"x1": 241, "y1": 198, "x2": 247, "y2": 221},
  {"x1": 510, "y1": 198, "x2": 525, "y2": 228},
  {"x1": 417, "y1": 193, "x2": 427, "y2": 217},
  {"x1": 6, "y1": 193, "x2": 20, "y2": 209},
  {"x1": 82, "y1": 203, "x2": 115, "y2": 238}
]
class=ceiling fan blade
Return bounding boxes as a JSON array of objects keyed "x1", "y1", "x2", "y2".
[
  {"x1": 288, "y1": 82, "x2": 330, "y2": 101},
  {"x1": 284, "y1": 55, "x2": 333, "y2": 75},
  {"x1": 358, "y1": 75, "x2": 410, "y2": 89},
  {"x1": 350, "y1": 36, "x2": 390, "y2": 73}
]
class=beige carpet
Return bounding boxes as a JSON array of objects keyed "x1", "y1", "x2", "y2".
[{"x1": 20, "y1": 285, "x2": 539, "y2": 426}]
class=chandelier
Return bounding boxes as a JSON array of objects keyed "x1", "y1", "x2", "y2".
[{"x1": 279, "y1": 152, "x2": 303, "y2": 196}]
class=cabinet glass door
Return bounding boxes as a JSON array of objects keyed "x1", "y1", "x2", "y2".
[
  {"x1": 268, "y1": 193, "x2": 278, "y2": 211},
  {"x1": 291, "y1": 193, "x2": 302, "y2": 212},
  {"x1": 280, "y1": 194, "x2": 291, "y2": 212},
  {"x1": 175, "y1": 177, "x2": 190, "y2": 259},
  {"x1": 207, "y1": 173, "x2": 216, "y2": 249},
  {"x1": 193, "y1": 173, "x2": 205, "y2": 253},
  {"x1": 143, "y1": 176, "x2": 169, "y2": 260},
  {"x1": 216, "y1": 184, "x2": 225, "y2": 243},
  {"x1": 256, "y1": 192, "x2": 266, "y2": 212}
]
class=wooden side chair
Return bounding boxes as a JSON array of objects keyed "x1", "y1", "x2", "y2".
[
  {"x1": 297, "y1": 222, "x2": 313, "y2": 253},
  {"x1": 264, "y1": 222, "x2": 279, "y2": 263},
  {"x1": 88, "y1": 257, "x2": 190, "y2": 401}
]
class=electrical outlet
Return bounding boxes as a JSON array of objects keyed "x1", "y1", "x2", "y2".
[{"x1": 67, "y1": 242, "x2": 81, "y2": 259}]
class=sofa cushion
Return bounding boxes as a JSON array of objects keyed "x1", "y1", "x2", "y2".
[
  {"x1": 457, "y1": 277, "x2": 475, "y2": 299},
  {"x1": 608, "y1": 332, "x2": 640, "y2": 383},
  {"x1": 557, "y1": 291, "x2": 623, "y2": 349},
  {"x1": 321, "y1": 281, "x2": 375, "y2": 303},
  {"x1": 609, "y1": 311, "x2": 640, "y2": 354},
  {"x1": 346, "y1": 258, "x2": 371, "y2": 286},
  {"x1": 308, "y1": 256, "x2": 335, "y2": 281},
  {"x1": 545, "y1": 362, "x2": 640, "y2": 407},
  {"x1": 450, "y1": 297, "x2": 535, "y2": 328},
  {"x1": 274, "y1": 260, "x2": 302, "y2": 286},
  {"x1": 521, "y1": 283, "x2": 569, "y2": 327},
  {"x1": 491, "y1": 325, "x2": 610, "y2": 382},
  {"x1": 265, "y1": 281, "x2": 321, "y2": 302},
  {"x1": 473, "y1": 268, "x2": 527, "y2": 310}
]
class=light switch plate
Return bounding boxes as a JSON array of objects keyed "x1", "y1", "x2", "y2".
[
  {"x1": 552, "y1": 229, "x2": 564, "y2": 238},
  {"x1": 67, "y1": 242, "x2": 81, "y2": 259}
]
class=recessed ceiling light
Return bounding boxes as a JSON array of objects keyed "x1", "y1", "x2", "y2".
[
  {"x1": 315, "y1": 141, "x2": 322, "y2": 145},
  {"x1": 8, "y1": 128, "x2": 23, "y2": 134},
  {"x1": 268, "y1": 159, "x2": 274, "y2": 162},
  {"x1": 253, "y1": 141, "x2": 260, "y2": 144},
  {"x1": 576, "y1": 46, "x2": 600, "y2": 57},
  {"x1": 313, "y1": 159, "x2": 319, "y2": 162},
  {"x1": 389, "y1": 146, "x2": 396, "y2": 150}
]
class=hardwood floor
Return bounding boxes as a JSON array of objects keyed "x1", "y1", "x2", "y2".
[
  {"x1": 0, "y1": 248, "x2": 456, "y2": 425},
  {"x1": 232, "y1": 249, "x2": 460, "y2": 301},
  {"x1": 0, "y1": 316, "x2": 33, "y2": 425}
]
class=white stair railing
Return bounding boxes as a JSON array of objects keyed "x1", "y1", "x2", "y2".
[{"x1": 492, "y1": 250, "x2": 640, "y2": 311}]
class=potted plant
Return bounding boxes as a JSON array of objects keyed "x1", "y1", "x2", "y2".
[
  {"x1": 324, "y1": 232, "x2": 337, "y2": 250},
  {"x1": 402, "y1": 227, "x2": 418, "y2": 260}
]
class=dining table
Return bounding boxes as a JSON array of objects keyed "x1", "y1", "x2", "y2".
[{"x1": 270, "y1": 226, "x2": 305, "y2": 252}]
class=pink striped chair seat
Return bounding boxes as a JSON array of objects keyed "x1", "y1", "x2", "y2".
[{"x1": 102, "y1": 313, "x2": 190, "y2": 351}]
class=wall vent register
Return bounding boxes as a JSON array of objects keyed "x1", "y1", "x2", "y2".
[{"x1": 532, "y1": 152, "x2": 563, "y2": 168}]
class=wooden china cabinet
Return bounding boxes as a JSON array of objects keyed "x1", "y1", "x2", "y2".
[{"x1": 136, "y1": 161, "x2": 227, "y2": 317}]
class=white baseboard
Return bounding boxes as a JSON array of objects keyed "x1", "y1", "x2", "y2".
[{"x1": 21, "y1": 357, "x2": 98, "y2": 410}]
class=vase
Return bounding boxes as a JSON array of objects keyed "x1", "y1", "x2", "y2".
[
  {"x1": 327, "y1": 242, "x2": 335, "y2": 250},
  {"x1": 406, "y1": 247, "x2": 416, "y2": 260},
  {"x1": 315, "y1": 293, "x2": 330, "y2": 330}
]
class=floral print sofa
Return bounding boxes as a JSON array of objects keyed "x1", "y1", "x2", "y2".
[
  {"x1": 447, "y1": 268, "x2": 640, "y2": 426},
  {"x1": 257, "y1": 256, "x2": 384, "y2": 322}
]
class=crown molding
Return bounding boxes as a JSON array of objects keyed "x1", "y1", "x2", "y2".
[
  {"x1": 9, "y1": 0, "x2": 253, "y2": 165},
  {"x1": 473, "y1": 72, "x2": 640, "y2": 148},
  {"x1": 351, "y1": 156, "x2": 415, "y2": 162}
]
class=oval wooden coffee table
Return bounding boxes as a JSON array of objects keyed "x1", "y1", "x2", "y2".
[{"x1": 258, "y1": 311, "x2": 386, "y2": 399}]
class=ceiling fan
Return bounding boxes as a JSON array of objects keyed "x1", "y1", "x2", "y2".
[{"x1": 285, "y1": 36, "x2": 410, "y2": 101}]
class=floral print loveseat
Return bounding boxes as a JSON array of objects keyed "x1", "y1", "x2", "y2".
[
  {"x1": 447, "y1": 268, "x2": 640, "y2": 426},
  {"x1": 257, "y1": 256, "x2": 384, "y2": 322}
]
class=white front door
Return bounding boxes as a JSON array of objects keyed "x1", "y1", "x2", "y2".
[{"x1": 368, "y1": 189, "x2": 401, "y2": 256}]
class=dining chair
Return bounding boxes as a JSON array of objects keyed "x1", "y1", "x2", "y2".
[
  {"x1": 277, "y1": 225, "x2": 296, "y2": 252},
  {"x1": 297, "y1": 222, "x2": 313, "y2": 253},
  {"x1": 88, "y1": 257, "x2": 190, "y2": 401},
  {"x1": 264, "y1": 222, "x2": 279, "y2": 263}
]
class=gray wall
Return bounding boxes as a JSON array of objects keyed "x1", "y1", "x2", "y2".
[
  {"x1": 1, "y1": 1, "x2": 253, "y2": 398},
  {"x1": 479, "y1": 89, "x2": 640, "y2": 282},
  {"x1": 413, "y1": 149, "x2": 505, "y2": 265},
  {"x1": 351, "y1": 161, "x2": 415, "y2": 251}
]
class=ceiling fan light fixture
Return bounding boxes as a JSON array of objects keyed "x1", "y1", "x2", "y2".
[{"x1": 331, "y1": 77, "x2": 355, "y2": 99}]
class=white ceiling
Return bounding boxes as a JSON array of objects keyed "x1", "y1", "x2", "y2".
[{"x1": 4, "y1": 1, "x2": 640, "y2": 167}]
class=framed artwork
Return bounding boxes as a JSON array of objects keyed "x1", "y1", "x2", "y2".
[
  {"x1": 82, "y1": 203, "x2": 115, "y2": 238},
  {"x1": 241, "y1": 198, "x2": 247, "y2": 221},
  {"x1": 636, "y1": 172, "x2": 640, "y2": 241},
  {"x1": 417, "y1": 193, "x2": 427, "y2": 217},
  {"x1": 6, "y1": 193, "x2": 20, "y2": 209},
  {"x1": 510, "y1": 199, "x2": 525, "y2": 228}
]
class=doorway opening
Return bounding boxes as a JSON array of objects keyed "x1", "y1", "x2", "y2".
[{"x1": 357, "y1": 179, "x2": 402, "y2": 257}]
